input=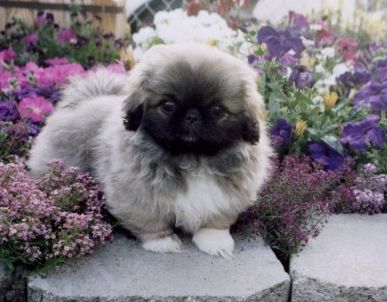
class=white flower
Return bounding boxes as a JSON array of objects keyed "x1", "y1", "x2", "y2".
[
  {"x1": 301, "y1": 36, "x2": 314, "y2": 47},
  {"x1": 132, "y1": 27, "x2": 156, "y2": 45},
  {"x1": 320, "y1": 47, "x2": 335, "y2": 59},
  {"x1": 332, "y1": 63, "x2": 352, "y2": 77},
  {"x1": 310, "y1": 23, "x2": 323, "y2": 31},
  {"x1": 132, "y1": 9, "x2": 243, "y2": 61}
]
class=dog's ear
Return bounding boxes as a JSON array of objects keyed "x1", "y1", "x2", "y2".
[
  {"x1": 123, "y1": 103, "x2": 144, "y2": 131},
  {"x1": 122, "y1": 70, "x2": 147, "y2": 131}
]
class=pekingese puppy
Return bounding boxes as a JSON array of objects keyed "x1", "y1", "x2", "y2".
[{"x1": 28, "y1": 43, "x2": 273, "y2": 257}]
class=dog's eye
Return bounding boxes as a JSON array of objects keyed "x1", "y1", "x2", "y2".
[
  {"x1": 211, "y1": 105, "x2": 225, "y2": 118},
  {"x1": 160, "y1": 100, "x2": 176, "y2": 114}
]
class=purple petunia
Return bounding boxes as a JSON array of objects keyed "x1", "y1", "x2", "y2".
[
  {"x1": 271, "y1": 118, "x2": 293, "y2": 147},
  {"x1": 0, "y1": 101, "x2": 19, "y2": 122},
  {"x1": 257, "y1": 26, "x2": 305, "y2": 58},
  {"x1": 307, "y1": 141, "x2": 345, "y2": 170},
  {"x1": 354, "y1": 81, "x2": 387, "y2": 112},
  {"x1": 289, "y1": 65, "x2": 315, "y2": 89},
  {"x1": 341, "y1": 115, "x2": 386, "y2": 152}
]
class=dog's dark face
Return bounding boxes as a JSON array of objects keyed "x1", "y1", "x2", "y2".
[{"x1": 124, "y1": 58, "x2": 260, "y2": 156}]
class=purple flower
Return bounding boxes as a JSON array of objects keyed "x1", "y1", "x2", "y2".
[
  {"x1": 341, "y1": 115, "x2": 386, "y2": 152},
  {"x1": 0, "y1": 48, "x2": 16, "y2": 63},
  {"x1": 257, "y1": 26, "x2": 305, "y2": 58},
  {"x1": 289, "y1": 11, "x2": 309, "y2": 30},
  {"x1": 352, "y1": 70, "x2": 371, "y2": 86},
  {"x1": 278, "y1": 53, "x2": 298, "y2": 66},
  {"x1": 374, "y1": 58, "x2": 387, "y2": 82},
  {"x1": 337, "y1": 70, "x2": 371, "y2": 86},
  {"x1": 0, "y1": 101, "x2": 19, "y2": 122},
  {"x1": 35, "y1": 11, "x2": 46, "y2": 26},
  {"x1": 24, "y1": 33, "x2": 39, "y2": 46},
  {"x1": 271, "y1": 118, "x2": 293, "y2": 147},
  {"x1": 247, "y1": 54, "x2": 258, "y2": 65},
  {"x1": 289, "y1": 65, "x2": 315, "y2": 89},
  {"x1": 307, "y1": 141, "x2": 345, "y2": 170},
  {"x1": 354, "y1": 81, "x2": 387, "y2": 112},
  {"x1": 57, "y1": 29, "x2": 77, "y2": 44},
  {"x1": 27, "y1": 121, "x2": 40, "y2": 136}
]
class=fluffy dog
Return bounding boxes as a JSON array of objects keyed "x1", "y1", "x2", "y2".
[{"x1": 28, "y1": 43, "x2": 273, "y2": 257}]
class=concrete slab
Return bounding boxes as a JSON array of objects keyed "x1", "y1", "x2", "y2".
[
  {"x1": 28, "y1": 233, "x2": 290, "y2": 302},
  {"x1": 291, "y1": 214, "x2": 387, "y2": 302}
]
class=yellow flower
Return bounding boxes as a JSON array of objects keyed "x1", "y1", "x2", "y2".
[
  {"x1": 324, "y1": 91, "x2": 339, "y2": 110},
  {"x1": 207, "y1": 39, "x2": 218, "y2": 47},
  {"x1": 120, "y1": 47, "x2": 135, "y2": 70},
  {"x1": 260, "y1": 42, "x2": 267, "y2": 51},
  {"x1": 300, "y1": 53, "x2": 315, "y2": 69},
  {"x1": 295, "y1": 120, "x2": 307, "y2": 136}
]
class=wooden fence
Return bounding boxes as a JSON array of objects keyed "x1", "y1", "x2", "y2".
[{"x1": 0, "y1": 0, "x2": 128, "y2": 37}]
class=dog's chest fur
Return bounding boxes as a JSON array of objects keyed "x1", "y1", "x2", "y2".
[{"x1": 173, "y1": 171, "x2": 232, "y2": 232}]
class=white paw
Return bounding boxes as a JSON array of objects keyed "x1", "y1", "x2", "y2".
[
  {"x1": 192, "y1": 228, "x2": 234, "y2": 258},
  {"x1": 142, "y1": 234, "x2": 182, "y2": 253}
]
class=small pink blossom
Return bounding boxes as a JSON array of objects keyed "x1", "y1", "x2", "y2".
[
  {"x1": 0, "y1": 48, "x2": 16, "y2": 63},
  {"x1": 18, "y1": 96, "x2": 54, "y2": 122}
]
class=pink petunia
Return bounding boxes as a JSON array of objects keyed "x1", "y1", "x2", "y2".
[
  {"x1": 35, "y1": 63, "x2": 84, "y2": 87},
  {"x1": 18, "y1": 96, "x2": 54, "y2": 122}
]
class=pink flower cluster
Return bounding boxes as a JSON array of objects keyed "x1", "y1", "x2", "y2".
[
  {"x1": 351, "y1": 164, "x2": 387, "y2": 214},
  {"x1": 0, "y1": 160, "x2": 112, "y2": 269}
]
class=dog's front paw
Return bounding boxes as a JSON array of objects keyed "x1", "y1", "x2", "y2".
[
  {"x1": 192, "y1": 228, "x2": 234, "y2": 258},
  {"x1": 142, "y1": 234, "x2": 182, "y2": 253}
]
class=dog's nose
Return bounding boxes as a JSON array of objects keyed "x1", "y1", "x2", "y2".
[{"x1": 184, "y1": 109, "x2": 201, "y2": 124}]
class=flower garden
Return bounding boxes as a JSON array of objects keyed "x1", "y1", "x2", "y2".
[{"x1": 0, "y1": 1, "x2": 386, "y2": 276}]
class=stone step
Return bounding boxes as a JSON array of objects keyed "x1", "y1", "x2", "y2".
[
  {"x1": 28, "y1": 233, "x2": 290, "y2": 302},
  {"x1": 290, "y1": 214, "x2": 387, "y2": 302}
]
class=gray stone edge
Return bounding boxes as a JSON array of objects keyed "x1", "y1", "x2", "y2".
[
  {"x1": 27, "y1": 279, "x2": 290, "y2": 302},
  {"x1": 291, "y1": 276, "x2": 387, "y2": 302}
]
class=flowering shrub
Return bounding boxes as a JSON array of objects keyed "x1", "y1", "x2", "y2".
[
  {"x1": 0, "y1": 160, "x2": 112, "y2": 271},
  {"x1": 0, "y1": 9, "x2": 127, "y2": 67},
  {"x1": 236, "y1": 156, "x2": 341, "y2": 260}
]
